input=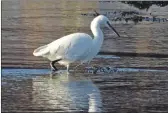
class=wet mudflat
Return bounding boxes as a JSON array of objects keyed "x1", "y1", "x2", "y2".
[{"x1": 2, "y1": 0, "x2": 168, "y2": 113}]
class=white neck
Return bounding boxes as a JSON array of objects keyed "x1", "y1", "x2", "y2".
[
  {"x1": 90, "y1": 19, "x2": 104, "y2": 48},
  {"x1": 85, "y1": 16, "x2": 105, "y2": 61}
]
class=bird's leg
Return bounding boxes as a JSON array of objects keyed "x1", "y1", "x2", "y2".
[
  {"x1": 67, "y1": 64, "x2": 70, "y2": 74},
  {"x1": 50, "y1": 59, "x2": 62, "y2": 72},
  {"x1": 50, "y1": 61, "x2": 58, "y2": 72}
]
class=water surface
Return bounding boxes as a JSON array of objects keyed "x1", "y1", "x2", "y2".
[
  {"x1": 1, "y1": 0, "x2": 168, "y2": 112},
  {"x1": 2, "y1": 69, "x2": 168, "y2": 112}
]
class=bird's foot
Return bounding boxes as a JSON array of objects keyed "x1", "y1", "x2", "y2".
[
  {"x1": 52, "y1": 68, "x2": 57, "y2": 71},
  {"x1": 50, "y1": 70, "x2": 56, "y2": 75},
  {"x1": 50, "y1": 68, "x2": 58, "y2": 74}
]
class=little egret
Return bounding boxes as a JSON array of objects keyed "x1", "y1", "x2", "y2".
[{"x1": 33, "y1": 14, "x2": 120, "y2": 73}]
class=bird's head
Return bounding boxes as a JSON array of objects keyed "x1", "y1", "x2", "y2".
[{"x1": 93, "y1": 11, "x2": 120, "y2": 37}]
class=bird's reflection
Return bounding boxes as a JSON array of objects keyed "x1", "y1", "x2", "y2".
[{"x1": 32, "y1": 72, "x2": 102, "y2": 112}]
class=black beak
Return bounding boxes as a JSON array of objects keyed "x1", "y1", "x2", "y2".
[
  {"x1": 94, "y1": 10, "x2": 100, "y2": 16},
  {"x1": 107, "y1": 21, "x2": 120, "y2": 37}
]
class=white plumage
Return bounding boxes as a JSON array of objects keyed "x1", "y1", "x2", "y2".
[{"x1": 33, "y1": 15, "x2": 120, "y2": 73}]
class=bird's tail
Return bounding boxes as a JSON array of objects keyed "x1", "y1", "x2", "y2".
[{"x1": 33, "y1": 45, "x2": 49, "y2": 56}]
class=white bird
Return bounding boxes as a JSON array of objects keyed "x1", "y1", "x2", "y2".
[{"x1": 33, "y1": 14, "x2": 120, "y2": 73}]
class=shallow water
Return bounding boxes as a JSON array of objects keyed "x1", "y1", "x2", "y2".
[
  {"x1": 2, "y1": 69, "x2": 168, "y2": 112},
  {"x1": 1, "y1": 0, "x2": 168, "y2": 112}
]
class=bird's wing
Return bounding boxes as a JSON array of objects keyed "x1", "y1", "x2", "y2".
[{"x1": 48, "y1": 33, "x2": 93, "y2": 61}]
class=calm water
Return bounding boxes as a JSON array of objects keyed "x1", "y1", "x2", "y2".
[
  {"x1": 2, "y1": 0, "x2": 168, "y2": 112},
  {"x1": 2, "y1": 69, "x2": 168, "y2": 112}
]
